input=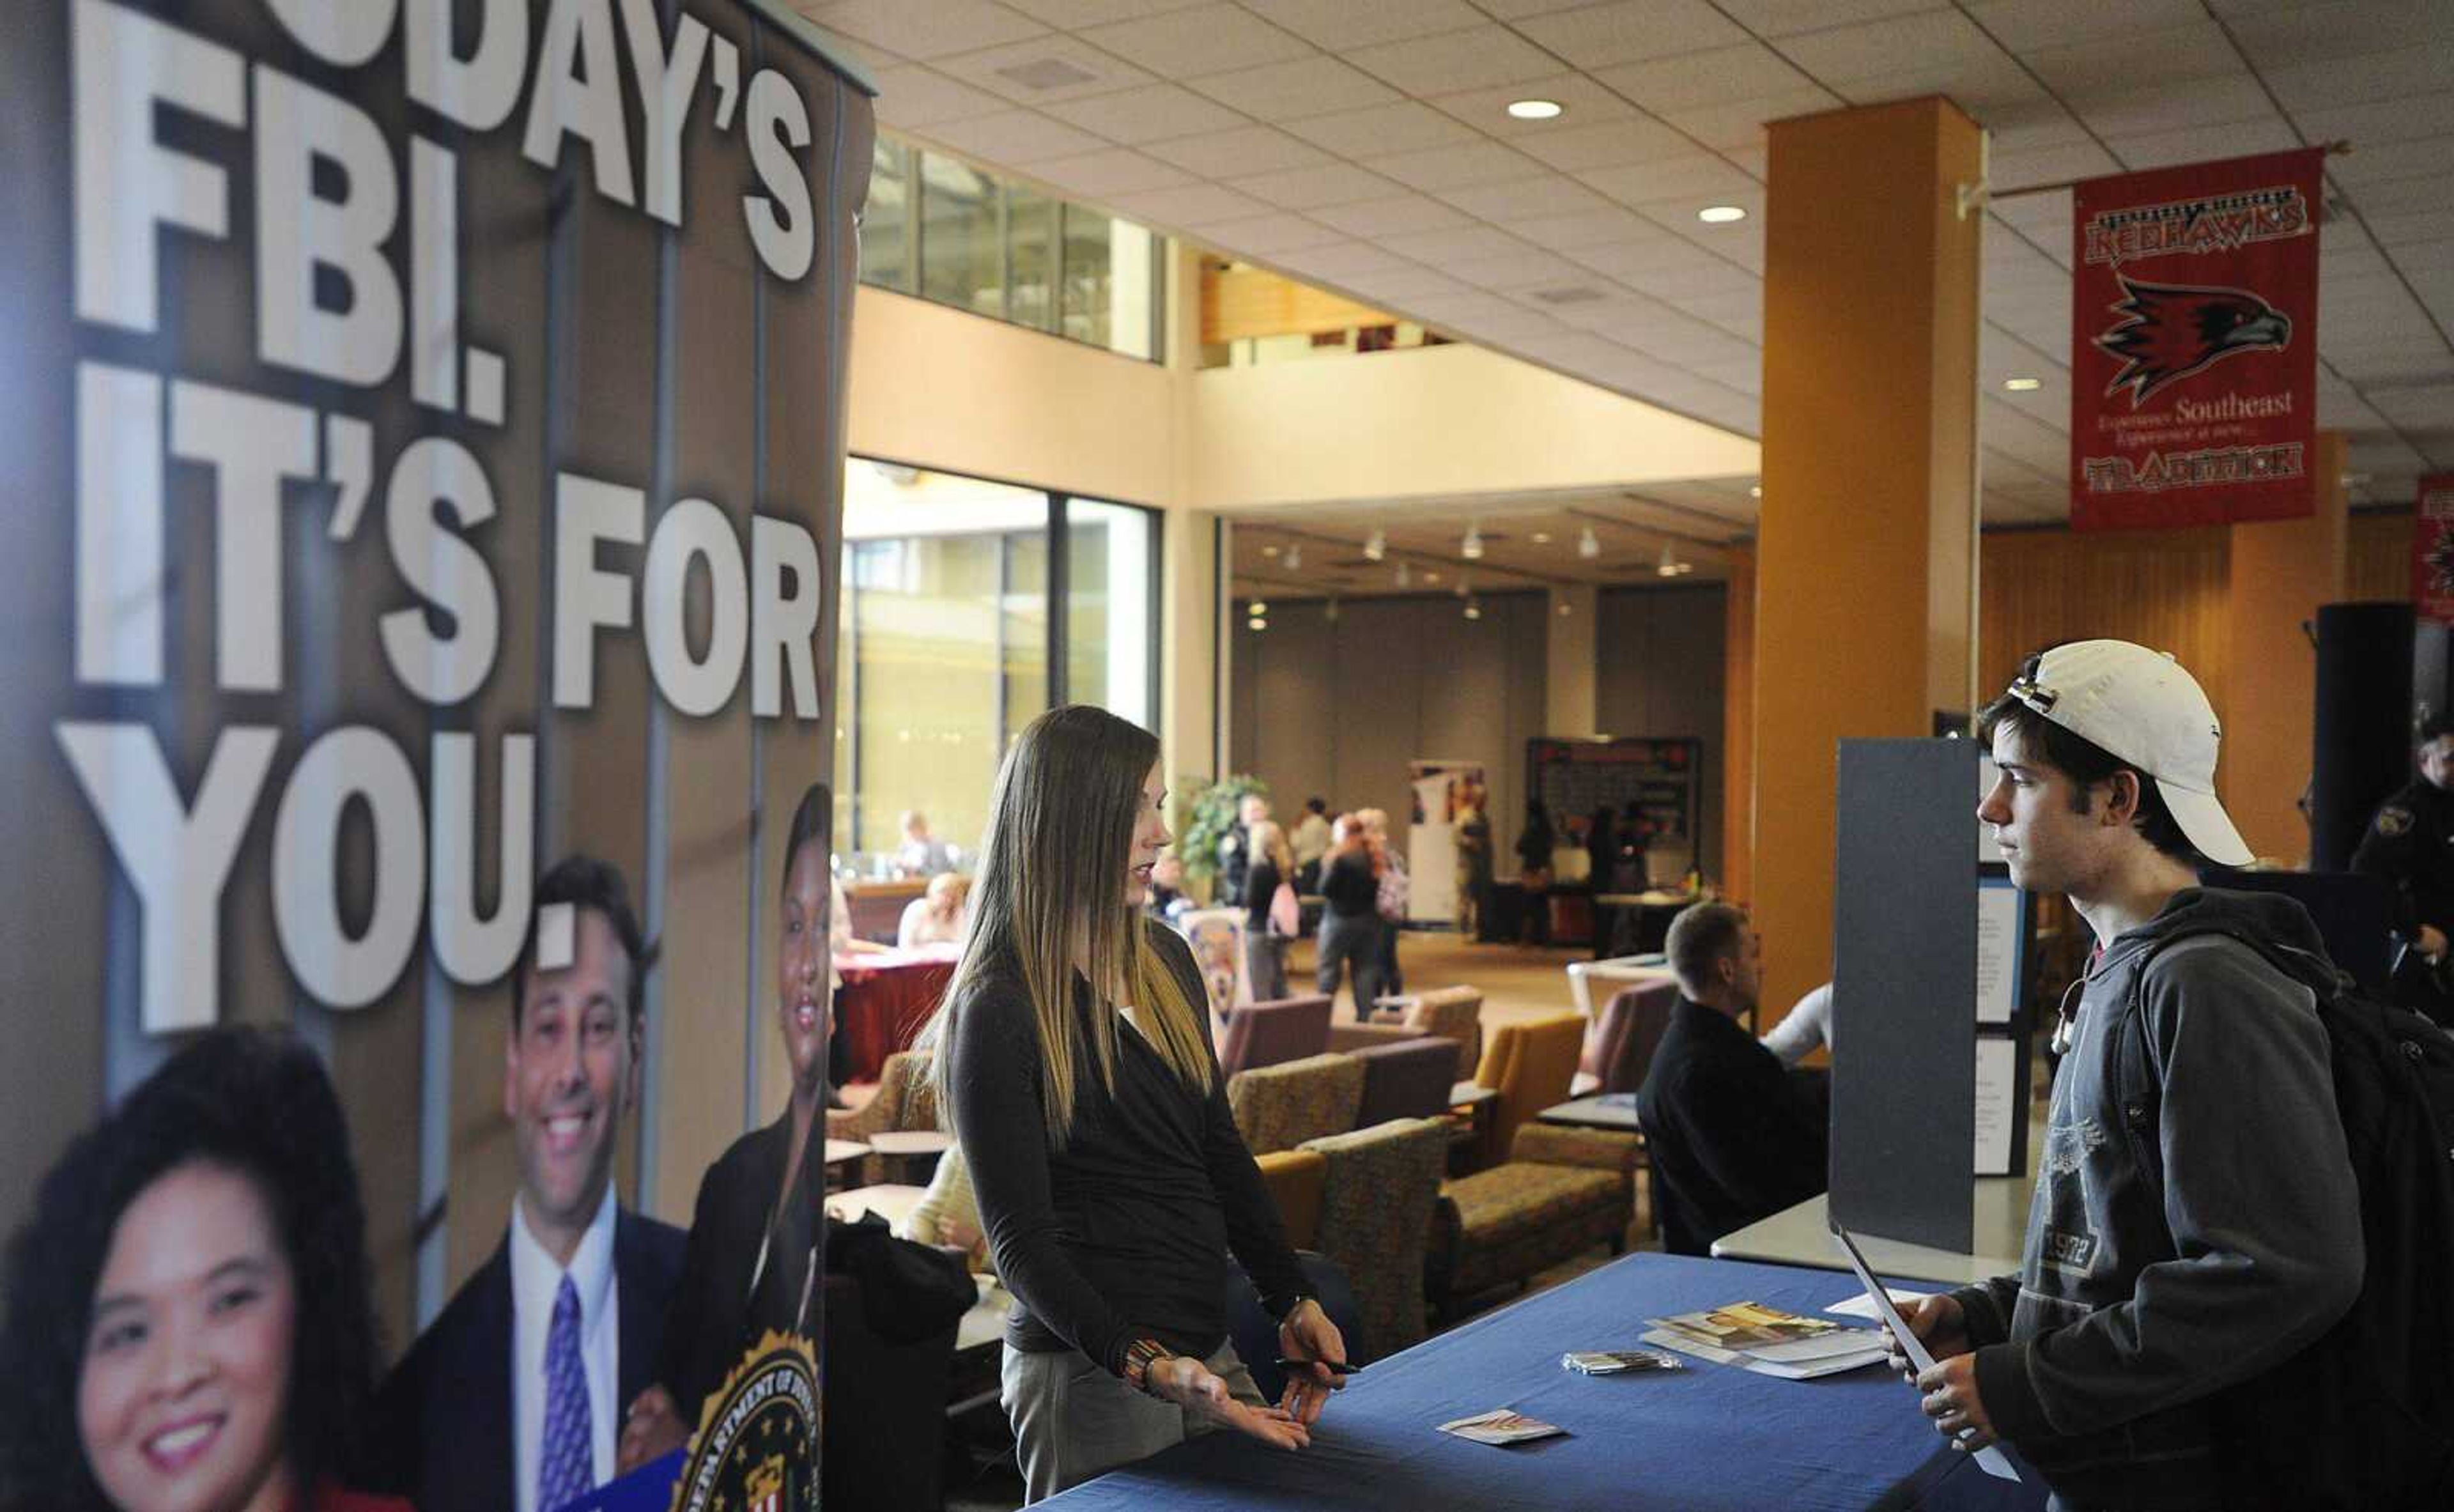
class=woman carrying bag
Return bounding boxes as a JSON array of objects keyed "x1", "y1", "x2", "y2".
[{"x1": 1241, "y1": 819, "x2": 1300, "y2": 1001}]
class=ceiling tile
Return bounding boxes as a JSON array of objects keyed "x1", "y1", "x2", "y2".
[
  {"x1": 2061, "y1": 74, "x2": 2277, "y2": 137},
  {"x1": 1358, "y1": 265, "x2": 1478, "y2": 300},
  {"x1": 1515, "y1": 118, "x2": 1700, "y2": 172},
  {"x1": 2023, "y1": 23, "x2": 2244, "y2": 94},
  {"x1": 1961, "y1": 0, "x2": 2210, "y2": 51},
  {"x1": 1143, "y1": 125, "x2": 1332, "y2": 177},
  {"x1": 2226, "y1": 0, "x2": 2454, "y2": 67},
  {"x1": 936, "y1": 35, "x2": 1157, "y2": 104},
  {"x1": 1565, "y1": 238, "x2": 1697, "y2": 279},
  {"x1": 1311, "y1": 195, "x2": 1476, "y2": 236},
  {"x1": 868, "y1": 65, "x2": 1013, "y2": 128},
  {"x1": 1437, "y1": 174, "x2": 1619, "y2": 220},
  {"x1": 1239, "y1": 0, "x2": 1488, "y2": 49},
  {"x1": 1109, "y1": 181, "x2": 1277, "y2": 224},
  {"x1": 2363, "y1": 210, "x2": 2454, "y2": 249},
  {"x1": 2292, "y1": 93, "x2": 2454, "y2": 151},
  {"x1": 1366, "y1": 139, "x2": 1550, "y2": 192},
  {"x1": 918, "y1": 108, "x2": 1112, "y2": 163},
  {"x1": 1839, "y1": 54, "x2": 2047, "y2": 113},
  {"x1": 1444, "y1": 249, "x2": 1593, "y2": 289},
  {"x1": 1713, "y1": 0, "x2": 1945, "y2": 38},
  {"x1": 1378, "y1": 224, "x2": 1546, "y2": 265},
  {"x1": 2104, "y1": 116, "x2": 2301, "y2": 170},
  {"x1": 1281, "y1": 100, "x2": 1483, "y2": 156},
  {"x1": 1511, "y1": 0, "x2": 1748, "y2": 70},
  {"x1": 1187, "y1": 55, "x2": 1401, "y2": 117},
  {"x1": 1621, "y1": 258, "x2": 1759, "y2": 302},
  {"x1": 1594, "y1": 44, "x2": 1817, "y2": 113},
  {"x1": 1474, "y1": 0, "x2": 1615, "y2": 19},
  {"x1": 2265, "y1": 45, "x2": 2454, "y2": 112},
  {"x1": 1229, "y1": 161, "x2": 1412, "y2": 210},
  {"x1": 1348, "y1": 25, "x2": 1561, "y2": 95},
  {"x1": 1428, "y1": 74, "x2": 1639, "y2": 137},
  {"x1": 806, "y1": 0, "x2": 1048, "y2": 59},
  {"x1": 1023, "y1": 146, "x2": 1196, "y2": 196},
  {"x1": 1042, "y1": 82, "x2": 1250, "y2": 143},
  {"x1": 1577, "y1": 153, "x2": 1761, "y2": 208},
  {"x1": 1192, "y1": 212, "x2": 1349, "y2": 254},
  {"x1": 1654, "y1": 87, "x2": 1846, "y2": 150},
  {"x1": 2343, "y1": 174, "x2": 2454, "y2": 219},
  {"x1": 1000, "y1": 0, "x2": 1208, "y2": 24},
  {"x1": 1267, "y1": 240, "x2": 1421, "y2": 280},
  {"x1": 1987, "y1": 140, "x2": 2120, "y2": 192},
  {"x1": 1774, "y1": 10, "x2": 2003, "y2": 82},
  {"x1": 1510, "y1": 207, "x2": 1676, "y2": 251},
  {"x1": 2329, "y1": 137, "x2": 2454, "y2": 189},
  {"x1": 1080, "y1": 4, "x2": 1313, "y2": 75}
]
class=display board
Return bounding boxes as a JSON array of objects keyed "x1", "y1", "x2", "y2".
[
  {"x1": 1831, "y1": 739, "x2": 1980, "y2": 1254},
  {"x1": 1973, "y1": 868, "x2": 2035, "y2": 1178},
  {"x1": 1528, "y1": 736, "x2": 1701, "y2": 864}
]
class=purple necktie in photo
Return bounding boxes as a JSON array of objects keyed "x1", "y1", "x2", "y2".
[{"x1": 539, "y1": 1275, "x2": 592, "y2": 1511}]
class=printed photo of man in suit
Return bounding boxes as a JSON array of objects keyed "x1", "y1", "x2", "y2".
[{"x1": 366, "y1": 856, "x2": 686, "y2": 1512}]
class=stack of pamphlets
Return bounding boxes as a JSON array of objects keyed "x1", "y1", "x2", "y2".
[
  {"x1": 1437, "y1": 1408, "x2": 1570, "y2": 1446},
  {"x1": 1640, "y1": 1300, "x2": 1888, "y2": 1379}
]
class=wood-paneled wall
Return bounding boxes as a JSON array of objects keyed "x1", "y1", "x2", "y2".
[{"x1": 1976, "y1": 510, "x2": 2415, "y2": 724}]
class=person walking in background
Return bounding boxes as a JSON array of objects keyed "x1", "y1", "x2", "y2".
[
  {"x1": 1218, "y1": 793, "x2": 1270, "y2": 909},
  {"x1": 1516, "y1": 801, "x2": 1556, "y2": 946},
  {"x1": 1316, "y1": 815, "x2": 1384, "y2": 1018},
  {"x1": 1289, "y1": 798, "x2": 1332, "y2": 895},
  {"x1": 1, "y1": 1028, "x2": 406, "y2": 1512},
  {"x1": 1240, "y1": 819, "x2": 1298, "y2": 1001},
  {"x1": 1357, "y1": 808, "x2": 1407, "y2": 999},
  {"x1": 2350, "y1": 711, "x2": 2454, "y2": 1028},
  {"x1": 1585, "y1": 807, "x2": 1617, "y2": 893}
]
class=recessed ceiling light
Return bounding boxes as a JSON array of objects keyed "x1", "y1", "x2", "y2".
[
  {"x1": 1748, "y1": 484, "x2": 1761, "y2": 498},
  {"x1": 1577, "y1": 527, "x2": 1601, "y2": 560},
  {"x1": 1262, "y1": 544, "x2": 1280, "y2": 557},
  {"x1": 2004, "y1": 376, "x2": 2042, "y2": 392},
  {"x1": 1697, "y1": 204, "x2": 1748, "y2": 224},
  {"x1": 1363, "y1": 528, "x2": 1387, "y2": 562},
  {"x1": 1284, "y1": 543, "x2": 1302, "y2": 569},
  {"x1": 1506, "y1": 98, "x2": 1563, "y2": 121},
  {"x1": 1424, "y1": 570, "x2": 1441, "y2": 583},
  {"x1": 1531, "y1": 531, "x2": 1553, "y2": 545}
]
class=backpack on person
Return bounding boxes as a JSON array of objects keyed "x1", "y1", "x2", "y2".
[{"x1": 2115, "y1": 927, "x2": 2454, "y2": 1510}]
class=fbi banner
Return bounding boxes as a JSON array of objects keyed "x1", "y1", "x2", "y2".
[
  {"x1": 2, "y1": 3, "x2": 870, "y2": 1509},
  {"x1": 2414, "y1": 475, "x2": 2454, "y2": 627},
  {"x1": 2069, "y1": 148, "x2": 2324, "y2": 531}
]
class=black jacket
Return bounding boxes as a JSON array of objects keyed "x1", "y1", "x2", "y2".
[
  {"x1": 1950, "y1": 889, "x2": 2363, "y2": 1511},
  {"x1": 364, "y1": 1207, "x2": 685, "y2": 1509},
  {"x1": 2351, "y1": 775, "x2": 2454, "y2": 939},
  {"x1": 1634, "y1": 997, "x2": 1828, "y2": 1256}
]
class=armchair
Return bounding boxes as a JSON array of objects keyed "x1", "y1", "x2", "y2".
[
  {"x1": 1217, "y1": 993, "x2": 1334, "y2": 1079},
  {"x1": 1325, "y1": 985, "x2": 1483, "y2": 1079}
]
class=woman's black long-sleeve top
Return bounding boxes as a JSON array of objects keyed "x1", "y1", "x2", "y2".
[
  {"x1": 1319, "y1": 850, "x2": 1377, "y2": 919},
  {"x1": 942, "y1": 918, "x2": 1311, "y2": 1375}
]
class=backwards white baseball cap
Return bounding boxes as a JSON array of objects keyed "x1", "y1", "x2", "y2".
[{"x1": 2003, "y1": 639, "x2": 2255, "y2": 868}]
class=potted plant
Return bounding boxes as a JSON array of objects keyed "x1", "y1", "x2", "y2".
[{"x1": 1175, "y1": 773, "x2": 1269, "y2": 904}]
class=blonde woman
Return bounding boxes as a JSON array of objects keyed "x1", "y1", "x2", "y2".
[
  {"x1": 1240, "y1": 818, "x2": 1297, "y2": 1000},
  {"x1": 1356, "y1": 807, "x2": 1407, "y2": 998},
  {"x1": 925, "y1": 706, "x2": 1347, "y2": 1502}
]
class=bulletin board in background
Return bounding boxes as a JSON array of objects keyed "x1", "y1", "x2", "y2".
[{"x1": 1528, "y1": 737, "x2": 1702, "y2": 861}]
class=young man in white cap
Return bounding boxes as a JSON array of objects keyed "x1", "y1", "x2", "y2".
[{"x1": 1897, "y1": 640, "x2": 2363, "y2": 1511}]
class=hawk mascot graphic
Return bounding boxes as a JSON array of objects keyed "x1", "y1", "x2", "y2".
[{"x1": 2094, "y1": 274, "x2": 2292, "y2": 407}]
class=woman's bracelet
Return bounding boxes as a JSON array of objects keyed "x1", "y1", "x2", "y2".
[{"x1": 1121, "y1": 1336, "x2": 1175, "y2": 1396}]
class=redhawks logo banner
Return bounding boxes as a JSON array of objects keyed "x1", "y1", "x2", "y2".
[
  {"x1": 2413, "y1": 475, "x2": 2454, "y2": 626},
  {"x1": 2070, "y1": 148, "x2": 2324, "y2": 530}
]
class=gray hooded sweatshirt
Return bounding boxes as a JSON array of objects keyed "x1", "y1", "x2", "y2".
[{"x1": 1950, "y1": 887, "x2": 2364, "y2": 1510}]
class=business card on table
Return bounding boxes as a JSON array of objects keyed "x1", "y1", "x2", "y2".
[{"x1": 1438, "y1": 1408, "x2": 1570, "y2": 1446}]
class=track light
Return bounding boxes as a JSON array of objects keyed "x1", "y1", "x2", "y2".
[
  {"x1": 1394, "y1": 560, "x2": 1411, "y2": 589},
  {"x1": 1578, "y1": 527, "x2": 1601, "y2": 560},
  {"x1": 1463, "y1": 597, "x2": 1482, "y2": 621},
  {"x1": 1284, "y1": 543, "x2": 1302, "y2": 570},
  {"x1": 1364, "y1": 529, "x2": 1387, "y2": 562},
  {"x1": 1656, "y1": 542, "x2": 1692, "y2": 578},
  {"x1": 1461, "y1": 523, "x2": 1484, "y2": 560}
]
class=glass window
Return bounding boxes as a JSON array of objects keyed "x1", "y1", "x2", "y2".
[
  {"x1": 1065, "y1": 499, "x2": 1155, "y2": 728},
  {"x1": 1059, "y1": 203, "x2": 1114, "y2": 350},
  {"x1": 1007, "y1": 183, "x2": 1057, "y2": 334},
  {"x1": 860, "y1": 139, "x2": 911, "y2": 293},
  {"x1": 919, "y1": 154, "x2": 1002, "y2": 319},
  {"x1": 837, "y1": 462, "x2": 1049, "y2": 870}
]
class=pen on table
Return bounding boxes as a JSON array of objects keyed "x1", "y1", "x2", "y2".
[{"x1": 1275, "y1": 1357, "x2": 1363, "y2": 1374}]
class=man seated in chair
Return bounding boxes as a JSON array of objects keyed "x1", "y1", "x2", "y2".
[{"x1": 1635, "y1": 902, "x2": 1828, "y2": 1256}]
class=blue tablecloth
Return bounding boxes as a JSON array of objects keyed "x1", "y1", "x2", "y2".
[{"x1": 1040, "y1": 1253, "x2": 2046, "y2": 1512}]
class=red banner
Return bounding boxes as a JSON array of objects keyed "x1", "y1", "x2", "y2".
[
  {"x1": 2414, "y1": 475, "x2": 2454, "y2": 626},
  {"x1": 2069, "y1": 148, "x2": 2324, "y2": 530}
]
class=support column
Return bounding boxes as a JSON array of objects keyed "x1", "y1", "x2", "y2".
[
  {"x1": 1547, "y1": 585, "x2": 1600, "y2": 738},
  {"x1": 2223, "y1": 431, "x2": 2347, "y2": 864},
  {"x1": 1721, "y1": 547, "x2": 1756, "y2": 903},
  {"x1": 1754, "y1": 98, "x2": 1983, "y2": 1017}
]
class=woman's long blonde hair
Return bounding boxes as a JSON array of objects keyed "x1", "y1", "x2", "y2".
[{"x1": 922, "y1": 706, "x2": 1210, "y2": 1146}]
